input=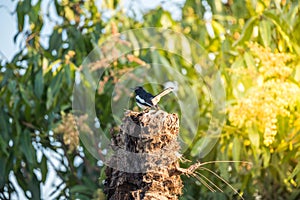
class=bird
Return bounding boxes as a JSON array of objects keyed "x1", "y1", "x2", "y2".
[{"x1": 133, "y1": 86, "x2": 174, "y2": 110}]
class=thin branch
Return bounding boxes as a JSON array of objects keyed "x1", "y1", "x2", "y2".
[
  {"x1": 198, "y1": 160, "x2": 253, "y2": 167},
  {"x1": 191, "y1": 173, "x2": 216, "y2": 192},
  {"x1": 195, "y1": 171, "x2": 223, "y2": 193},
  {"x1": 199, "y1": 166, "x2": 245, "y2": 200}
]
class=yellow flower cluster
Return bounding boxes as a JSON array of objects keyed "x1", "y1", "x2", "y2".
[
  {"x1": 228, "y1": 43, "x2": 300, "y2": 146},
  {"x1": 54, "y1": 113, "x2": 79, "y2": 152},
  {"x1": 54, "y1": 113, "x2": 91, "y2": 152},
  {"x1": 249, "y1": 43, "x2": 294, "y2": 80}
]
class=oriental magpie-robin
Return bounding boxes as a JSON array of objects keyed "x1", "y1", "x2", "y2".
[{"x1": 133, "y1": 86, "x2": 174, "y2": 109}]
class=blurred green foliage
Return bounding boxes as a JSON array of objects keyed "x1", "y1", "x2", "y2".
[{"x1": 0, "y1": 0, "x2": 300, "y2": 199}]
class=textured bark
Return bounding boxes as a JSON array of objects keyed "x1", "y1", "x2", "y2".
[{"x1": 104, "y1": 110, "x2": 183, "y2": 200}]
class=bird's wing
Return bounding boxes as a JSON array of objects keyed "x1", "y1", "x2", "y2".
[
  {"x1": 136, "y1": 95, "x2": 153, "y2": 107},
  {"x1": 151, "y1": 87, "x2": 174, "y2": 105}
]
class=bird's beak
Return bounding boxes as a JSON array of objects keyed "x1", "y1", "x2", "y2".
[{"x1": 130, "y1": 87, "x2": 135, "y2": 91}]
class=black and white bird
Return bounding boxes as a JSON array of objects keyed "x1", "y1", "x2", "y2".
[{"x1": 133, "y1": 86, "x2": 174, "y2": 109}]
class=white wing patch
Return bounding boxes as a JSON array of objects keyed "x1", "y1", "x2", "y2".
[
  {"x1": 136, "y1": 95, "x2": 145, "y2": 103},
  {"x1": 136, "y1": 95, "x2": 152, "y2": 107}
]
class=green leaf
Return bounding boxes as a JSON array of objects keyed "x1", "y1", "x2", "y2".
[
  {"x1": 20, "y1": 130, "x2": 35, "y2": 164},
  {"x1": 64, "y1": 63, "x2": 73, "y2": 87},
  {"x1": 263, "y1": 11, "x2": 293, "y2": 51},
  {"x1": 232, "y1": 137, "x2": 241, "y2": 170},
  {"x1": 16, "y1": 2, "x2": 25, "y2": 32},
  {"x1": 295, "y1": 64, "x2": 300, "y2": 82},
  {"x1": 231, "y1": 56, "x2": 244, "y2": 69},
  {"x1": 212, "y1": 20, "x2": 225, "y2": 36},
  {"x1": 259, "y1": 20, "x2": 271, "y2": 47},
  {"x1": 40, "y1": 155, "x2": 48, "y2": 183},
  {"x1": 244, "y1": 52, "x2": 256, "y2": 70},
  {"x1": 28, "y1": 0, "x2": 42, "y2": 25},
  {"x1": 24, "y1": 104, "x2": 32, "y2": 121},
  {"x1": 218, "y1": 145, "x2": 230, "y2": 180},
  {"x1": 0, "y1": 136, "x2": 9, "y2": 157},
  {"x1": 0, "y1": 158, "x2": 6, "y2": 188},
  {"x1": 190, "y1": 138, "x2": 205, "y2": 157},
  {"x1": 233, "y1": 16, "x2": 258, "y2": 46},
  {"x1": 46, "y1": 87, "x2": 53, "y2": 110},
  {"x1": 248, "y1": 126, "x2": 260, "y2": 148},
  {"x1": 0, "y1": 110, "x2": 10, "y2": 140},
  {"x1": 15, "y1": 169, "x2": 28, "y2": 191},
  {"x1": 8, "y1": 80, "x2": 17, "y2": 94},
  {"x1": 48, "y1": 29, "x2": 62, "y2": 51},
  {"x1": 262, "y1": 148, "x2": 270, "y2": 168},
  {"x1": 19, "y1": 85, "x2": 32, "y2": 106},
  {"x1": 160, "y1": 12, "x2": 174, "y2": 28},
  {"x1": 54, "y1": 0, "x2": 63, "y2": 14},
  {"x1": 51, "y1": 72, "x2": 63, "y2": 96},
  {"x1": 34, "y1": 69, "x2": 44, "y2": 99},
  {"x1": 23, "y1": 0, "x2": 31, "y2": 13},
  {"x1": 28, "y1": 173, "x2": 41, "y2": 199},
  {"x1": 46, "y1": 72, "x2": 63, "y2": 109},
  {"x1": 288, "y1": 161, "x2": 300, "y2": 180},
  {"x1": 70, "y1": 185, "x2": 94, "y2": 194},
  {"x1": 190, "y1": 137, "x2": 218, "y2": 157}
]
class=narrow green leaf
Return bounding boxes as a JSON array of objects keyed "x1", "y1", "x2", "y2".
[
  {"x1": 46, "y1": 72, "x2": 63, "y2": 109},
  {"x1": 19, "y1": 85, "x2": 32, "y2": 106},
  {"x1": 0, "y1": 158, "x2": 6, "y2": 188},
  {"x1": 218, "y1": 145, "x2": 229, "y2": 180},
  {"x1": 24, "y1": 104, "x2": 31, "y2": 121},
  {"x1": 23, "y1": 0, "x2": 31, "y2": 13},
  {"x1": 46, "y1": 87, "x2": 53, "y2": 110},
  {"x1": 248, "y1": 126, "x2": 260, "y2": 148},
  {"x1": 232, "y1": 137, "x2": 241, "y2": 170},
  {"x1": 244, "y1": 52, "x2": 255, "y2": 70},
  {"x1": 34, "y1": 69, "x2": 44, "y2": 99},
  {"x1": 233, "y1": 16, "x2": 258, "y2": 46},
  {"x1": 231, "y1": 56, "x2": 244, "y2": 69},
  {"x1": 20, "y1": 130, "x2": 35, "y2": 164},
  {"x1": 48, "y1": 30, "x2": 62, "y2": 51},
  {"x1": 212, "y1": 20, "x2": 225, "y2": 36},
  {"x1": 0, "y1": 110, "x2": 10, "y2": 139},
  {"x1": 190, "y1": 138, "x2": 204, "y2": 157},
  {"x1": 70, "y1": 185, "x2": 94, "y2": 194},
  {"x1": 40, "y1": 155, "x2": 48, "y2": 183},
  {"x1": 16, "y1": 2, "x2": 25, "y2": 32},
  {"x1": 54, "y1": 0, "x2": 63, "y2": 14},
  {"x1": 295, "y1": 64, "x2": 300, "y2": 82},
  {"x1": 263, "y1": 11, "x2": 293, "y2": 51},
  {"x1": 52, "y1": 73, "x2": 63, "y2": 97},
  {"x1": 259, "y1": 20, "x2": 271, "y2": 47},
  {"x1": 0, "y1": 136, "x2": 9, "y2": 157},
  {"x1": 262, "y1": 148, "x2": 270, "y2": 167},
  {"x1": 15, "y1": 169, "x2": 28, "y2": 191},
  {"x1": 64, "y1": 64, "x2": 72, "y2": 87},
  {"x1": 28, "y1": 173, "x2": 41, "y2": 200},
  {"x1": 8, "y1": 80, "x2": 17, "y2": 94},
  {"x1": 190, "y1": 137, "x2": 218, "y2": 157},
  {"x1": 128, "y1": 31, "x2": 140, "y2": 51}
]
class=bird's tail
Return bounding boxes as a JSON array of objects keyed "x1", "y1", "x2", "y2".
[{"x1": 151, "y1": 87, "x2": 174, "y2": 105}]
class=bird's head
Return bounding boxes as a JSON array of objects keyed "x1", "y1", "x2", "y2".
[{"x1": 132, "y1": 86, "x2": 144, "y2": 94}]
